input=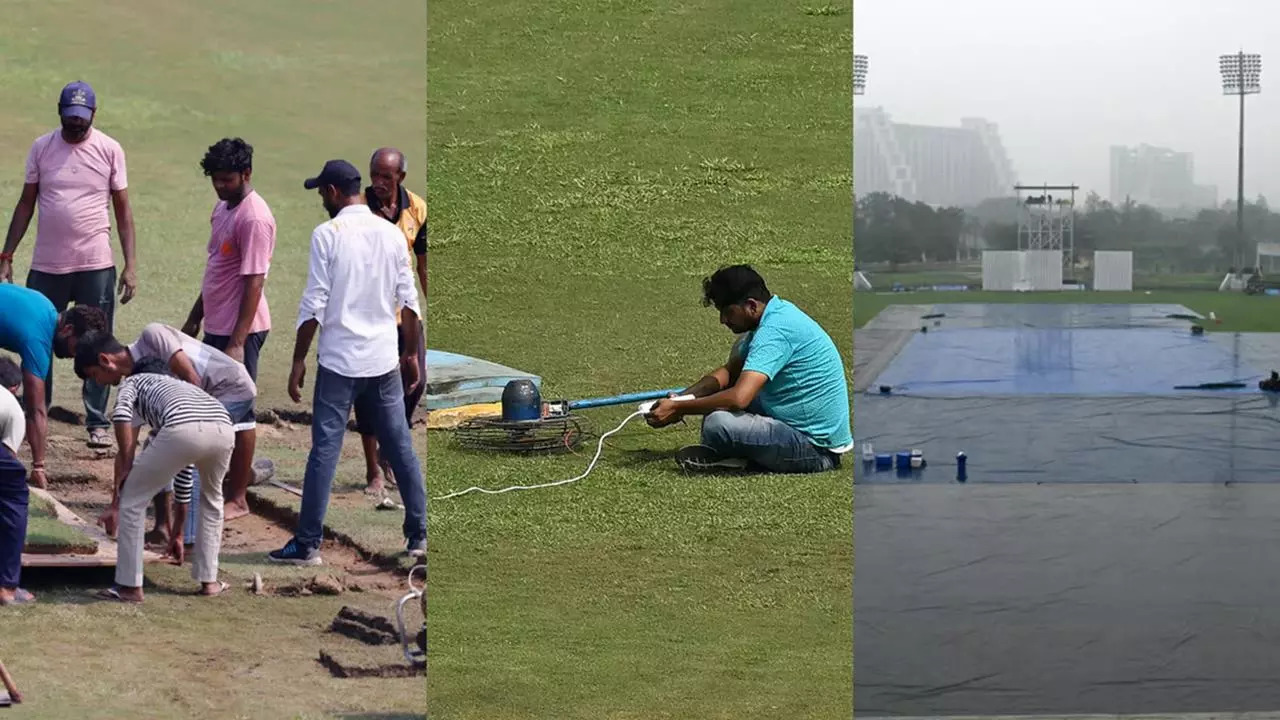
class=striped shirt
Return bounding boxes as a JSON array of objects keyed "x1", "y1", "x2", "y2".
[{"x1": 113, "y1": 373, "x2": 230, "y2": 504}]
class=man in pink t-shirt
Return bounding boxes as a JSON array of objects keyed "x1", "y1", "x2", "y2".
[
  {"x1": 182, "y1": 137, "x2": 275, "y2": 521},
  {"x1": 0, "y1": 81, "x2": 139, "y2": 450}
]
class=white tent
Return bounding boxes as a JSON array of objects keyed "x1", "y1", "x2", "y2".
[{"x1": 854, "y1": 271, "x2": 873, "y2": 291}]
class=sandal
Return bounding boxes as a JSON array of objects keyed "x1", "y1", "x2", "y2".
[
  {"x1": 197, "y1": 580, "x2": 230, "y2": 597},
  {"x1": 95, "y1": 586, "x2": 143, "y2": 604},
  {"x1": 0, "y1": 588, "x2": 36, "y2": 606},
  {"x1": 87, "y1": 427, "x2": 114, "y2": 449}
]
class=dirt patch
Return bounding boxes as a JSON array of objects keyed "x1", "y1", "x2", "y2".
[
  {"x1": 36, "y1": 419, "x2": 412, "y2": 600},
  {"x1": 317, "y1": 650, "x2": 424, "y2": 679},
  {"x1": 330, "y1": 606, "x2": 400, "y2": 645},
  {"x1": 47, "y1": 406, "x2": 84, "y2": 426}
]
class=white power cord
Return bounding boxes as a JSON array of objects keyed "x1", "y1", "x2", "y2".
[{"x1": 433, "y1": 409, "x2": 648, "y2": 500}]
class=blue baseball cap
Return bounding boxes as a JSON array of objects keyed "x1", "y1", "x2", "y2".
[
  {"x1": 303, "y1": 159, "x2": 362, "y2": 190},
  {"x1": 59, "y1": 81, "x2": 96, "y2": 120}
]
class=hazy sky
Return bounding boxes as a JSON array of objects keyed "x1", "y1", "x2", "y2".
[{"x1": 855, "y1": 0, "x2": 1280, "y2": 204}]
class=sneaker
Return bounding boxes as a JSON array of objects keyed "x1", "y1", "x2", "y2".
[
  {"x1": 675, "y1": 445, "x2": 749, "y2": 473},
  {"x1": 406, "y1": 538, "x2": 426, "y2": 558},
  {"x1": 267, "y1": 539, "x2": 323, "y2": 566},
  {"x1": 87, "y1": 427, "x2": 113, "y2": 449}
]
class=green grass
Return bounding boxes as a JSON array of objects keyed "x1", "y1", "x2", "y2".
[
  {"x1": 0, "y1": 2, "x2": 425, "y2": 717},
  {"x1": 25, "y1": 497, "x2": 98, "y2": 554},
  {"x1": 428, "y1": 1, "x2": 851, "y2": 718},
  {"x1": 855, "y1": 288, "x2": 1280, "y2": 332}
]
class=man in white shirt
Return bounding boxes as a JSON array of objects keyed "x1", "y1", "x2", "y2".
[
  {"x1": 268, "y1": 160, "x2": 425, "y2": 566},
  {"x1": 0, "y1": 356, "x2": 34, "y2": 605}
]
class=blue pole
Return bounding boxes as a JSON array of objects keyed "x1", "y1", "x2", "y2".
[{"x1": 566, "y1": 388, "x2": 686, "y2": 410}]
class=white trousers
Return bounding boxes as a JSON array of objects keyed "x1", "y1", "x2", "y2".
[{"x1": 115, "y1": 421, "x2": 234, "y2": 588}]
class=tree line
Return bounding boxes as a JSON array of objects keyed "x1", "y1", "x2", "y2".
[{"x1": 854, "y1": 190, "x2": 1280, "y2": 273}]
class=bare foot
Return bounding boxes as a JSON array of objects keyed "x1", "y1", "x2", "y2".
[
  {"x1": 224, "y1": 498, "x2": 251, "y2": 521},
  {"x1": 364, "y1": 478, "x2": 385, "y2": 497}
]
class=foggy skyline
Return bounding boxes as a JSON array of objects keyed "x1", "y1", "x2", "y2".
[{"x1": 855, "y1": 0, "x2": 1280, "y2": 208}]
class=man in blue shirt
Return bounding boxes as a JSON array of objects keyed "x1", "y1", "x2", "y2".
[
  {"x1": 0, "y1": 284, "x2": 107, "y2": 488},
  {"x1": 646, "y1": 265, "x2": 852, "y2": 473}
]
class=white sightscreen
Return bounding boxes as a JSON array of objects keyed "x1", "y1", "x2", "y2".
[
  {"x1": 983, "y1": 251, "x2": 1063, "y2": 291},
  {"x1": 982, "y1": 251, "x2": 1019, "y2": 291},
  {"x1": 1093, "y1": 251, "x2": 1133, "y2": 291},
  {"x1": 1257, "y1": 243, "x2": 1280, "y2": 273},
  {"x1": 1021, "y1": 250, "x2": 1064, "y2": 291}
]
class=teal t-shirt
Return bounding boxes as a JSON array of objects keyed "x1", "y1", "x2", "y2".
[
  {"x1": 0, "y1": 284, "x2": 57, "y2": 380},
  {"x1": 735, "y1": 297, "x2": 852, "y2": 450}
]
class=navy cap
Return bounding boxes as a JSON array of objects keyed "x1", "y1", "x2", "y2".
[
  {"x1": 303, "y1": 160, "x2": 361, "y2": 190},
  {"x1": 59, "y1": 81, "x2": 96, "y2": 120}
]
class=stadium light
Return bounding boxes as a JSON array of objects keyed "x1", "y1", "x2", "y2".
[
  {"x1": 1220, "y1": 51, "x2": 1261, "y2": 271},
  {"x1": 854, "y1": 54, "x2": 868, "y2": 96}
]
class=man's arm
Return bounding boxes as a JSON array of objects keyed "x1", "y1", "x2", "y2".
[
  {"x1": 400, "y1": 308, "x2": 422, "y2": 394},
  {"x1": 111, "y1": 188, "x2": 138, "y2": 304},
  {"x1": 21, "y1": 371, "x2": 47, "y2": 482},
  {"x1": 289, "y1": 228, "x2": 331, "y2": 402},
  {"x1": 110, "y1": 422, "x2": 138, "y2": 505},
  {"x1": 414, "y1": 253, "x2": 428, "y2": 302},
  {"x1": 225, "y1": 218, "x2": 274, "y2": 360},
  {"x1": 182, "y1": 294, "x2": 205, "y2": 338},
  {"x1": 413, "y1": 222, "x2": 428, "y2": 299},
  {"x1": 224, "y1": 274, "x2": 265, "y2": 361},
  {"x1": 166, "y1": 350, "x2": 203, "y2": 387},
  {"x1": 0, "y1": 184, "x2": 38, "y2": 283},
  {"x1": 288, "y1": 319, "x2": 319, "y2": 403}
]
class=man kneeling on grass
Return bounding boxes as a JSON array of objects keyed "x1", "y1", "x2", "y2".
[
  {"x1": 89, "y1": 359, "x2": 234, "y2": 602},
  {"x1": 0, "y1": 356, "x2": 34, "y2": 606},
  {"x1": 645, "y1": 264, "x2": 853, "y2": 473}
]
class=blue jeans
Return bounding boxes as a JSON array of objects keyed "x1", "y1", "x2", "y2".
[
  {"x1": 295, "y1": 365, "x2": 426, "y2": 551},
  {"x1": 700, "y1": 409, "x2": 841, "y2": 474},
  {"x1": 0, "y1": 446, "x2": 28, "y2": 588}
]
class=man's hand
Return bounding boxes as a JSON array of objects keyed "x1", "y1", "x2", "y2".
[
  {"x1": 288, "y1": 359, "x2": 307, "y2": 403},
  {"x1": 224, "y1": 343, "x2": 245, "y2": 363},
  {"x1": 402, "y1": 353, "x2": 420, "y2": 395},
  {"x1": 27, "y1": 467, "x2": 47, "y2": 490},
  {"x1": 645, "y1": 398, "x2": 685, "y2": 428},
  {"x1": 118, "y1": 265, "x2": 138, "y2": 305},
  {"x1": 167, "y1": 535, "x2": 185, "y2": 566},
  {"x1": 0, "y1": 259, "x2": 11, "y2": 284},
  {"x1": 98, "y1": 503, "x2": 119, "y2": 538}
]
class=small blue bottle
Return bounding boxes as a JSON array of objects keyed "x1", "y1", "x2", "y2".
[{"x1": 956, "y1": 452, "x2": 967, "y2": 482}]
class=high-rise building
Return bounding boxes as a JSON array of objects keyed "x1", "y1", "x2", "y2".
[
  {"x1": 1108, "y1": 144, "x2": 1216, "y2": 210},
  {"x1": 854, "y1": 106, "x2": 1017, "y2": 207}
]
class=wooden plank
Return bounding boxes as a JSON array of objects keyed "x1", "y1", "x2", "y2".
[{"x1": 21, "y1": 487, "x2": 163, "y2": 568}]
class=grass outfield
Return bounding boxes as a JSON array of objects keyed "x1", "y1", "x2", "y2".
[
  {"x1": 855, "y1": 289, "x2": 1280, "y2": 332},
  {"x1": 0, "y1": 2, "x2": 425, "y2": 718},
  {"x1": 427, "y1": 1, "x2": 852, "y2": 718}
]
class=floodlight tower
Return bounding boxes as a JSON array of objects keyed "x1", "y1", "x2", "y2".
[
  {"x1": 1220, "y1": 51, "x2": 1261, "y2": 270},
  {"x1": 1015, "y1": 184, "x2": 1078, "y2": 271},
  {"x1": 854, "y1": 54, "x2": 868, "y2": 96}
]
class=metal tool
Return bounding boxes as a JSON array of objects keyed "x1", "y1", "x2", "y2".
[{"x1": 395, "y1": 564, "x2": 426, "y2": 668}]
